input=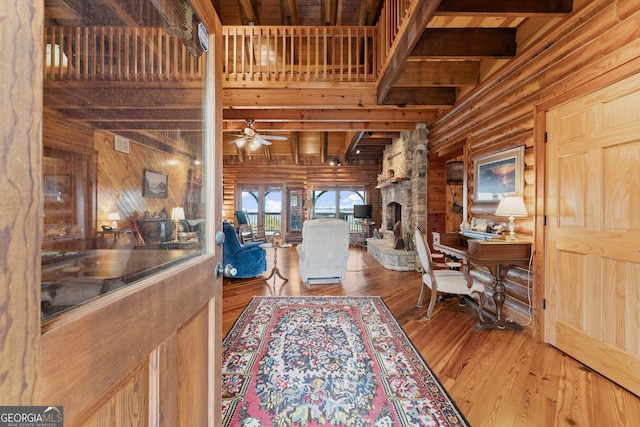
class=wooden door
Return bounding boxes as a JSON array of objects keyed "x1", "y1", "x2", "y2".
[{"x1": 545, "y1": 72, "x2": 640, "y2": 396}]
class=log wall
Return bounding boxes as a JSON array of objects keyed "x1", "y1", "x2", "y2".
[
  {"x1": 223, "y1": 163, "x2": 382, "y2": 228},
  {"x1": 426, "y1": 0, "x2": 640, "y2": 335}
]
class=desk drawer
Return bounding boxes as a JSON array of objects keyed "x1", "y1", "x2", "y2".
[{"x1": 467, "y1": 240, "x2": 531, "y2": 260}]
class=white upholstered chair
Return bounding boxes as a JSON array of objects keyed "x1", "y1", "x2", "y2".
[
  {"x1": 414, "y1": 227, "x2": 486, "y2": 320},
  {"x1": 296, "y1": 218, "x2": 350, "y2": 285}
]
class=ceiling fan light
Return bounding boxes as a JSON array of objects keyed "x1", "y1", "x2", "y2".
[
  {"x1": 235, "y1": 138, "x2": 246, "y2": 148},
  {"x1": 249, "y1": 140, "x2": 261, "y2": 151}
]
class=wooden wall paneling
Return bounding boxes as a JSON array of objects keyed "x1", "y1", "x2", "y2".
[
  {"x1": 94, "y1": 130, "x2": 196, "y2": 230},
  {"x1": 426, "y1": 154, "x2": 447, "y2": 235}
]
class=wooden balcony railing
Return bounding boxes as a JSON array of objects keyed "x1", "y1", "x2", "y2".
[
  {"x1": 44, "y1": 1, "x2": 414, "y2": 84},
  {"x1": 44, "y1": 26, "x2": 203, "y2": 81},
  {"x1": 222, "y1": 26, "x2": 378, "y2": 83}
]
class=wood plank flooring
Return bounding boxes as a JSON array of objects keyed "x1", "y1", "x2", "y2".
[{"x1": 222, "y1": 246, "x2": 640, "y2": 426}]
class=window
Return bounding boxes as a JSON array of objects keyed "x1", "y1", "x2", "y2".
[
  {"x1": 41, "y1": 1, "x2": 209, "y2": 320},
  {"x1": 311, "y1": 186, "x2": 367, "y2": 231},
  {"x1": 239, "y1": 184, "x2": 282, "y2": 234}
]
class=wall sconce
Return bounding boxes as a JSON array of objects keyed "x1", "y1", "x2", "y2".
[
  {"x1": 171, "y1": 207, "x2": 186, "y2": 241},
  {"x1": 329, "y1": 157, "x2": 342, "y2": 166},
  {"x1": 495, "y1": 196, "x2": 528, "y2": 241},
  {"x1": 107, "y1": 212, "x2": 121, "y2": 229}
]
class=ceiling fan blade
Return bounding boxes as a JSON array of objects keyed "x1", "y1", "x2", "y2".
[
  {"x1": 253, "y1": 135, "x2": 272, "y2": 145},
  {"x1": 258, "y1": 134, "x2": 288, "y2": 141},
  {"x1": 228, "y1": 137, "x2": 246, "y2": 146}
]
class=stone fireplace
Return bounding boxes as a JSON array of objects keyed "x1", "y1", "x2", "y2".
[
  {"x1": 385, "y1": 202, "x2": 402, "y2": 230},
  {"x1": 367, "y1": 123, "x2": 428, "y2": 271}
]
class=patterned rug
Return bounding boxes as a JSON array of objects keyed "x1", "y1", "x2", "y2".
[{"x1": 221, "y1": 296, "x2": 469, "y2": 426}]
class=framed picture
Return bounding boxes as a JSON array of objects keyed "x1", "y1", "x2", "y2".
[
  {"x1": 142, "y1": 169, "x2": 168, "y2": 198},
  {"x1": 474, "y1": 146, "x2": 524, "y2": 202},
  {"x1": 44, "y1": 174, "x2": 71, "y2": 196}
]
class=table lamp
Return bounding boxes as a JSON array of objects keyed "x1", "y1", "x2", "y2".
[
  {"x1": 171, "y1": 207, "x2": 186, "y2": 241},
  {"x1": 107, "y1": 212, "x2": 121, "y2": 229},
  {"x1": 495, "y1": 196, "x2": 528, "y2": 241},
  {"x1": 303, "y1": 199, "x2": 314, "y2": 220}
]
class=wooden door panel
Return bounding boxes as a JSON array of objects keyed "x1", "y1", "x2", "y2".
[
  {"x1": 546, "y1": 72, "x2": 640, "y2": 396},
  {"x1": 40, "y1": 259, "x2": 216, "y2": 426},
  {"x1": 83, "y1": 364, "x2": 149, "y2": 426}
]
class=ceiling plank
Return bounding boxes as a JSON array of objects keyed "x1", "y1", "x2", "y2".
[
  {"x1": 411, "y1": 28, "x2": 517, "y2": 59},
  {"x1": 376, "y1": 0, "x2": 442, "y2": 104},
  {"x1": 436, "y1": 0, "x2": 573, "y2": 16}
]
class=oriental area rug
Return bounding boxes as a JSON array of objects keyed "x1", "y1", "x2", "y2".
[{"x1": 221, "y1": 296, "x2": 469, "y2": 426}]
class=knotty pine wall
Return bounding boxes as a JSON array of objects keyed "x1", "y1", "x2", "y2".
[
  {"x1": 222, "y1": 163, "x2": 382, "y2": 227},
  {"x1": 426, "y1": 0, "x2": 640, "y2": 335},
  {"x1": 43, "y1": 110, "x2": 200, "y2": 238},
  {"x1": 94, "y1": 130, "x2": 198, "y2": 229}
]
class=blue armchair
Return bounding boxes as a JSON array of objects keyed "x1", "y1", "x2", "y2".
[{"x1": 222, "y1": 222, "x2": 267, "y2": 278}]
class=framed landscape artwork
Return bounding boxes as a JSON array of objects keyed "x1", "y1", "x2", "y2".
[
  {"x1": 474, "y1": 146, "x2": 524, "y2": 202},
  {"x1": 44, "y1": 174, "x2": 71, "y2": 196},
  {"x1": 142, "y1": 169, "x2": 168, "y2": 198}
]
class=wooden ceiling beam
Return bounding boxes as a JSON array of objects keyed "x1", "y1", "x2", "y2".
[
  {"x1": 224, "y1": 87, "x2": 378, "y2": 108},
  {"x1": 281, "y1": 0, "x2": 300, "y2": 25},
  {"x1": 237, "y1": 0, "x2": 259, "y2": 25},
  {"x1": 381, "y1": 87, "x2": 456, "y2": 106},
  {"x1": 321, "y1": 0, "x2": 338, "y2": 26},
  {"x1": 223, "y1": 121, "x2": 419, "y2": 132},
  {"x1": 223, "y1": 108, "x2": 438, "y2": 122},
  {"x1": 90, "y1": 121, "x2": 204, "y2": 131},
  {"x1": 411, "y1": 28, "x2": 517, "y2": 59},
  {"x1": 56, "y1": 108, "x2": 203, "y2": 121},
  {"x1": 376, "y1": 0, "x2": 441, "y2": 104},
  {"x1": 394, "y1": 61, "x2": 479, "y2": 87},
  {"x1": 436, "y1": 0, "x2": 572, "y2": 16}
]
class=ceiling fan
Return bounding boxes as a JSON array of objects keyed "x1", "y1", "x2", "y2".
[{"x1": 228, "y1": 120, "x2": 288, "y2": 151}]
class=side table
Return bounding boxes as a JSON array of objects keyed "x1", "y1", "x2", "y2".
[{"x1": 259, "y1": 243, "x2": 292, "y2": 283}]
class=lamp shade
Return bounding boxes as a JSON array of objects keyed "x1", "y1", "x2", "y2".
[
  {"x1": 495, "y1": 196, "x2": 528, "y2": 217},
  {"x1": 303, "y1": 199, "x2": 314, "y2": 209},
  {"x1": 171, "y1": 207, "x2": 186, "y2": 221},
  {"x1": 107, "y1": 212, "x2": 121, "y2": 221}
]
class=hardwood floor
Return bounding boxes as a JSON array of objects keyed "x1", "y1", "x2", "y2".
[{"x1": 222, "y1": 246, "x2": 640, "y2": 426}]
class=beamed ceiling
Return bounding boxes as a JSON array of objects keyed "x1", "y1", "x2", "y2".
[{"x1": 44, "y1": 0, "x2": 576, "y2": 165}]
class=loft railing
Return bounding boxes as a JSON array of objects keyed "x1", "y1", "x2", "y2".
[
  {"x1": 376, "y1": 0, "x2": 412, "y2": 67},
  {"x1": 44, "y1": 26, "x2": 203, "y2": 81},
  {"x1": 222, "y1": 0, "x2": 414, "y2": 84},
  {"x1": 44, "y1": 0, "x2": 413, "y2": 84},
  {"x1": 222, "y1": 26, "x2": 378, "y2": 83}
]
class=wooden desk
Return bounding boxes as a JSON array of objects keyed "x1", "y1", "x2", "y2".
[{"x1": 433, "y1": 232, "x2": 532, "y2": 331}]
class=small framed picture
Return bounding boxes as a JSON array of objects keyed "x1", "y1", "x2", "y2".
[
  {"x1": 44, "y1": 174, "x2": 71, "y2": 196},
  {"x1": 142, "y1": 169, "x2": 168, "y2": 198}
]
